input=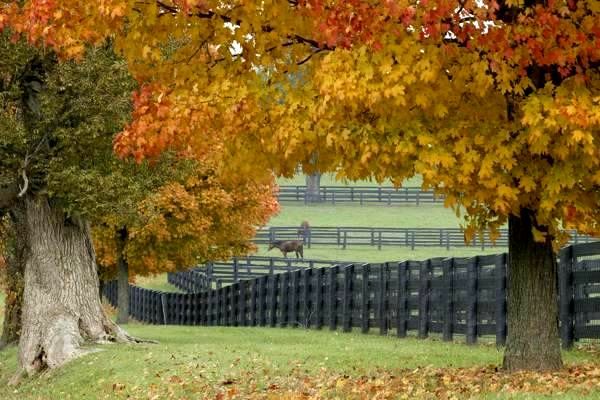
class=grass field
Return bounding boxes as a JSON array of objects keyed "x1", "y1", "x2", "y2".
[
  {"x1": 254, "y1": 244, "x2": 505, "y2": 262},
  {"x1": 134, "y1": 274, "x2": 184, "y2": 293},
  {"x1": 0, "y1": 319, "x2": 598, "y2": 400},
  {"x1": 268, "y1": 204, "x2": 470, "y2": 228}
]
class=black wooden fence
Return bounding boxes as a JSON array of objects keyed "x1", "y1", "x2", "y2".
[
  {"x1": 104, "y1": 242, "x2": 600, "y2": 348},
  {"x1": 256, "y1": 226, "x2": 595, "y2": 250},
  {"x1": 167, "y1": 256, "x2": 355, "y2": 289},
  {"x1": 278, "y1": 185, "x2": 443, "y2": 205}
]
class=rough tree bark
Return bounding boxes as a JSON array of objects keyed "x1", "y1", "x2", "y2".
[
  {"x1": 18, "y1": 197, "x2": 135, "y2": 375},
  {"x1": 0, "y1": 205, "x2": 26, "y2": 349},
  {"x1": 502, "y1": 208, "x2": 563, "y2": 371},
  {"x1": 305, "y1": 173, "x2": 321, "y2": 202},
  {"x1": 116, "y1": 227, "x2": 129, "y2": 325}
]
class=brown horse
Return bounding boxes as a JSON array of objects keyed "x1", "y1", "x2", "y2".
[{"x1": 268, "y1": 240, "x2": 304, "y2": 258}]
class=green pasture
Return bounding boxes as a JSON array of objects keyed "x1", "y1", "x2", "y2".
[
  {"x1": 268, "y1": 203, "x2": 469, "y2": 228},
  {"x1": 0, "y1": 319, "x2": 598, "y2": 400},
  {"x1": 254, "y1": 244, "x2": 505, "y2": 263},
  {"x1": 134, "y1": 274, "x2": 184, "y2": 293}
]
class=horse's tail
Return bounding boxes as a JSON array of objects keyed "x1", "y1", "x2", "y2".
[{"x1": 299, "y1": 243, "x2": 304, "y2": 258}]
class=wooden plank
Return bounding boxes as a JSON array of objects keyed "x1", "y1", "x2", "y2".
[
  {"x1": 494, "y1": 254, "x2": 507, "y2": 346},
  {"x1": 361, "y1": 264, "x2": 370, "y2": 334},
  {"x1": 466, "y1": 257, "x2": 478, "y2": 345},
  {"x1": 289, "y1": 270, "x2": 300, "y2": 328},
  {"x1": 442, "y1": 258, "x2": 454, "y2": 342},
  {"x1": 239, "y1": 280, "x2": 247, "y2": 326},
  {"x1": 250, "y1": 278, "x2": 258, "y2": 326},
  {"x1": 329, "y1": 266, "x2": 339, "y2": 330},
  {"x1": 314, "y1": 268, "x2": 324, "y2": 330},
  {"x1": 559, "y1": 246, "x2": 575, "y2": 349},
  {"x1": 303, "y1": 269, "x2": 312, "y2": 328},
  {"x1": 418, "y1": 260, "x2": 430, "y2": 338},
  {"x1": 269, "y1": 274, "x2": 278, "y2": 327},
  {"x1": 279, "y1": 272, "x2": 289, "y2": 328},
  {"x1": 258, "y1": 276, "x2": 267, "y2": 327},
  {"x1": 343, "y1": 265, "x2": 354, "y2": 332},
  {"x1": 397, "y1": 262, "x2": 408, "y2": 337}
]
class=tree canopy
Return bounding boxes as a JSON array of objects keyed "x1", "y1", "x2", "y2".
[{"x1": 2, "y1": 0, "x2": 599, "y2": 372}]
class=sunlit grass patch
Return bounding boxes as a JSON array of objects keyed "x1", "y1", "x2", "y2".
[{"x1": 0, "y1": 325, "x2": 597, "y2": 400}]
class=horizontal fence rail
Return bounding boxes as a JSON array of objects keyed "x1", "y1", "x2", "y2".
[
  {"x1": 104, "y1": 242, "x2": 600, "y2": 347},
  {"x1": 278, "y1": 185, "x2": 443, "y2": 205},
  {"x1": 256, "y1": 226, "x2": 595, "y2": 251},
  {"x1": 167, "y1": 256, "x2": 355, "y2": 291}
]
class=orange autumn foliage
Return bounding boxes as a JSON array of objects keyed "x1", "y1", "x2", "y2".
[{"x1": 94, "y1": 162, "x2": 279, "y2": 279}]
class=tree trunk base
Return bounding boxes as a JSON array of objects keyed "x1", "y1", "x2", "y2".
[
  {"x1": 502, "y1": 209, "x2": 562, "y2": 372},
  {"x1": 17, "y1": 198, "x2": 142, "y2": 375}
]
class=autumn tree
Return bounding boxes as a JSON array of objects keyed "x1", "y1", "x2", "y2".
[
  {"x1": 93, "y1": 158, "x2": 279, "y2": 324},
  {"x1": 3, "y1": 0, "x2": 598, "y2": 373},
  {"x1": 0, "y1": 35, "x2": 147, "y2": 375}
]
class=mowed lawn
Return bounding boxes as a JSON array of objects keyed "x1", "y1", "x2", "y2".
[
  {"x1": 0, "y1": 304, "x2": 598, "y2": 400},
  {"x1": 268, "y1": 203, "x2": 469, "y2": 229}
]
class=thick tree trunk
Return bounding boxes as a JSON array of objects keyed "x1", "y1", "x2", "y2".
[
  {"x1": 502, "y1": 208, "x2": 562, "y2": 371},
  {"x1": 18, "y1": 198, "x2": 134, "y2": 375},
  {"x1": 0, "y1": 206, "x2": 26, "y2": 349},
  {"x1": 305, "y1": 173, "x2": 321, "y2": 202},
  {"x1": 116, "y1": 228, "x2": 129, "y2": 325}
]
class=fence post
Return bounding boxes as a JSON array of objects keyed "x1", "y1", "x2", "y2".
[
  {"x1": 250, "y1": 278, "x2": 258, "y2": 326},
  {"x1": 280, "y1": 272, "x2": 289, "y2": 328},
  {"x1": 337, "y1": 227, "x2": 341, "y2": 247},
  {"x1": 378, "y1": 232, "x2": 382, "y2": 250},
  {"x1": 442, "y1": 258, "x2": 454, "y2": 342},
  {"x1": 161, "y1": 293, "x2": 168, "y2": 325},
  {"x1": 411, "y1": 231, "x2": 415, "y2": 250},
  {"x1": 466, "y1": 257, "x2": 478, "y2": 345},
  {"x1": 233, "y1": 258, "x2": 239, "y2": 283},
  {"x1": 343, "y1": 231, "x2": 347, "y2": 250},
  {"x1": 315, "y1": 268, "x2": 324, "y2": 329},
  {"x1": 397, "y1": 262, "x2": 408, "y2": 337},
  {"x1": 238, "y1": 281, "x2": 246, "y2": 326},
  {"x1": 207, "y1": 286, "x2": 213, "y2": 326},
  {"x1": 418, "y1": 260, "x2": 430, "y2": 339},
  {"x1": 291, "y1": 270, "x2": 302, "y2": 327},
  {"x1": 342, "y1": 265, "x2": 354, "y2": 332},
  {"x1": 258, "y1": 275, "x2": 267, "y2": 326},
  {"x1": 376, "y1": 264, "x2": 388, "y2": 335},
  {"x1": 361, "y1": 264, "x2": 370, "y2": 334},
  {"x1": 303, "y1": 269, "x2": 312, "y2": 328},
  {"x1": 495, "y1": 253, "x2": 507, "y2": 346},
  {"x1": 269, "y1": 274, "x2": 278, "y2": 327},
  {"x1": 329, "y1": 265, "x2": 339, "y2": 330},
  {"x1": 559, "y1": 246, "x2": 575, "y2": 349}
]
